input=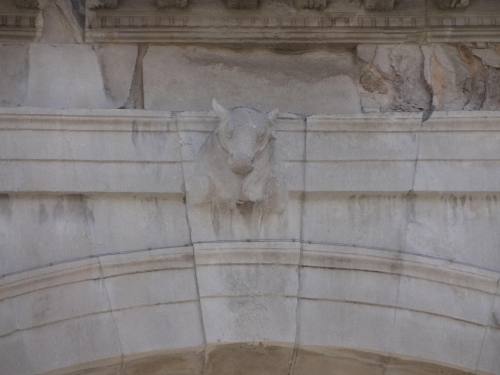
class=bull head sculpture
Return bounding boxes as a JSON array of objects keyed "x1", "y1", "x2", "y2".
[
  {"x1": 212, "y1": 99, "x2": 279, "y2": 176},
  {"x1": 188, "y1": 99, "x2": 286, "y2": 218}
]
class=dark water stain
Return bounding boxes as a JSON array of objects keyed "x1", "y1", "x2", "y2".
[
  {"x1": 131, "y1": 120, "x2": 139, "y2": 147},
  {"x1": 52, "y1": 198, "x2": 64, "y2": 219},
  {"x1": 0, "y1": 194, "x2": 12, "y2": 219},
  {"x1": 38, "y1": 203, "x2": 48, "y2": 224}
]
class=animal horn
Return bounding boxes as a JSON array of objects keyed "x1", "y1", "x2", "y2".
[
  {"x1": 268, "y1": 108, "x2": 279, "y2": 126},
  {"x1": 212, "y1": 98, "x2": 229, "y2": 122}
]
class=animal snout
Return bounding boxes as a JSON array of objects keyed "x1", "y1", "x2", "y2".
[{"x1": 230, "y1": 155, "x2": 254, "y2": 175}]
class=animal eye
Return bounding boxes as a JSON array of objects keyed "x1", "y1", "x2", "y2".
[{"x1": 224, "y1": 126, "x2": 234, "y2": 139}]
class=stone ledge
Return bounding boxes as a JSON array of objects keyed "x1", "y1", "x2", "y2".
[
  {"x1": 2, "y1": 108, "x2": 500, "y2": 132},
  {"x1": 83, "y1": 1, "x2": 500, "y2": 45},
  {"x1": 2, "y1": 109, "x2": 500, "y2": 194},
  {"x1": 1, "y1": 241, "x2": 497, "y2": 302},
  {"x1": 0, "y1": 246, "x2": 193, "y2": 300}
]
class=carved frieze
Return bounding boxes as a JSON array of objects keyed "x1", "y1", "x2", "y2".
[
  {"x1": 294, "y1": 0, "x2": 329, "y2": 10},
  {"x1": 5, "y1": 0, "x2": 498, "y2": 44},
  {"x1": 87, "y1": 0, "x2": 119, "y2": 9},
  {"x1": 156, "y1": 0, "x2": 189, "y2": 8},
  {"x1": 225, "y1": 0, "x2": 259, "y2": 9},
  {"x1": 434, "y1": 0, "x2": 470, "y2": 9},
  {"x1": 14, "y1": 0, "x2": 39, "y2": 8},
  {"x1": 363, "y1": 0, "x2": 397, "y2": 11},
  {"x1": 2, "y1": 1, "x2": 39, "y2": 41}
]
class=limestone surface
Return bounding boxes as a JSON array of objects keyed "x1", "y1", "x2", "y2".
[
  {"x1": 26, "y1": 44, "x2": 109, "y2": 109},
  {"x1": 1, "y1": 3, "x2": 500, "y2": 374},
  {"x1": 0, "y1": 44, "x2": 28, "y2": 107},
  {"x1": 143, "y1": 46, "x2": 361, "y2": 114}
]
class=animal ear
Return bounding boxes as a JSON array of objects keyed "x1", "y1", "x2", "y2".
[
  {"x1": 212, "y1": 98, "x2": 229, "y2": 122},
  {"x1": 268, "y1": 108, "x2": 279, "y2": 127}
]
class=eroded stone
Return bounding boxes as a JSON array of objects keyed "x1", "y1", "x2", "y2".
[
  {"x1": 143, "y1": 46, "x2": 361, "y2": 114},
  {"x1": 423, "y1": 44, "x2": 486, "y2": 110},
  {"x1": 358, "y1": 45, "x2": 430, "y2": 112}
]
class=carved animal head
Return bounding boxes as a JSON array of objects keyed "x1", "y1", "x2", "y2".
[{"x1": 212, "y1": 99, "x2": 279, "y2": 176}]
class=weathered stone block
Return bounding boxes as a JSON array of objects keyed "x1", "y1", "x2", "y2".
[
  {"x1": 358, "y1": 45, "x2": 431, "y2": 112},
  {"x1": 422, "y1": 45, "x2": 486, "y2": 110},
  {"x1": 472, "y1": 47, "x2": 500, "y2": 68},
  {"x1": 143, "y1": 46, "x2": 361, "y2": 114},
  {"x1": 397, "y1": 277, "x2": 493, "y2": 325},
  {"x1": 202, "y1": 296, "x2": 297, "y2": 344},
  {"x1": 391, "y1": 310, "x2": 484, "y2": 370},
  {"x1": 477, "y1": 328, "x2": 500, "y2": 374},
  {"x1": 0, "y1": 196, "x2": 189, "y2": 276},
  {"x1": 113, "y1": 303, "x2": 204, "y2": 355},
  {"x1": 405, "y1": 194, "x2": 500, "y2": 271},
  {"x1": 301, "y1": 268, "x2": 399, "y2": 306},
  {"x1": 13, "y1": 281, "x2": 110, "y2": 330},
  {"x1": 0, "y1": 334, "x2": 33, "y2": 375},
  {"x1": 197, "y1": 265, "x2": 298, "y2": 297},
  {"x1": 303, "y1": 195, "x2": 408, "y2": 251},
  {"x1": 95, "y1": 45, "x2": 138, "y2": 108},
  {"x1": 305, "y1": 162, "x2": 415, "y2": 192},
  {"x1": 27, "y1": 44, "x2": 109, "y2": 109},
  {"x1": 104, "y1": 269, "x2": 197, "y2": 310},
  {"x1": 483, "y1": 67, "x2": 500, "y2": 110},
  {"x1": 299, "y1": 301, "x2": 395, "y2": 353},
  {"x1": 0, "y1": 44, "x2": 28, "y2": 107},
  {"x1": 22, "y1": 314, "x2": 122, "y2": 375}
]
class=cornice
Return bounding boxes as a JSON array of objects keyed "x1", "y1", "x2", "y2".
[
  {"x1": 0, "y1": 2, "x2": 39, "y2": 41},
  {"x1": 13, "y1": 0, "x2": 40, "y2": 8},
  {"x1": 2, "y1": 0, "x2": 499, "y2": 44},
  {"x1": 83, "y1": 1, "x2": 500, "y2": 45}
]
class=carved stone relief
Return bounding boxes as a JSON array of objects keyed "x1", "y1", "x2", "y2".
[
  {"x1": 294, "y1": 0, "x2": 329, "y2": 10},
  {"x1": 156, "y1": 0, "x2": 189, "y2": 8},
  {"x1": 434, "y1": 0, "x2": 470, "y2": 9},
  {"x1": 87, "y1": 0, "x2": 119, "y2": 9},
  {"x1": 363, "y1": 0, "x2": 397, "y2": 11},
  {"x1": 188, "y1": 100, "x2": 287, "y2": 234},
  {"x1": 14, "y1": 0, "x2": 40, "y2": 8},
  {"x1": 224, "y1": 0, "x2": 260, "y2": 9},
  {"x1": 14, "y1": 0, "x2": 474, "y2": 12}
]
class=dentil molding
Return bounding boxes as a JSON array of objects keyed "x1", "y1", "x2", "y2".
[{"x1": 4, "y1": 0, "x2": 500, "y2": 44}]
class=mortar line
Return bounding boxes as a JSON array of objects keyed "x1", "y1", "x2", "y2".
[
  {"x1": 287, "y1": 114, "x2": 307, "y2": 375},
  {"x1": 174, "y1": 112, "x2": 209, "y2": 375},
  {"x1": 96, "y1": 256, "x2": 126, "y2": 375},
  {"x1": 475, "y1": 278, "x2": 500, "y2": 373}
]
